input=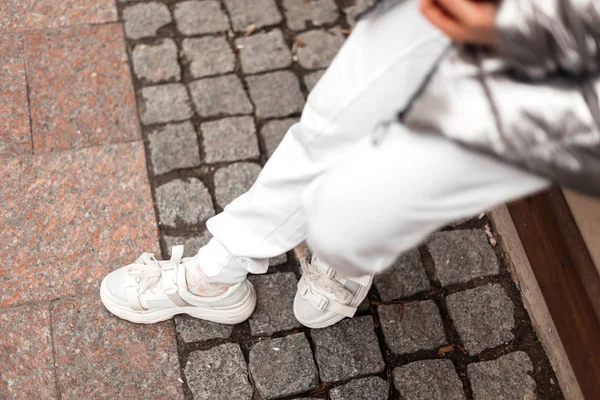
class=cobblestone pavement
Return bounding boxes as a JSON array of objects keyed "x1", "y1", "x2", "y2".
[{"x1": 0, "y1": 1, "x2": 565, "y2": 399}]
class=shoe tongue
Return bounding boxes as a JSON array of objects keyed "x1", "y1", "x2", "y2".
[{"x1": 343, "y1": 279, "x2": 360, "y2": 296}]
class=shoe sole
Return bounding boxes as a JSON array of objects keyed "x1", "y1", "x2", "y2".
[
  {"x1": 100, "y1": 279, "x2": 256, "y2": 325},
  {"x1": 293, "y1": 277, "x2": 373, "y2": 329}
]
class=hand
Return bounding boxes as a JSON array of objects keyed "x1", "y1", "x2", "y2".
[{"x1": 420, "y1": 0, "x2": 498, "y2": 46}]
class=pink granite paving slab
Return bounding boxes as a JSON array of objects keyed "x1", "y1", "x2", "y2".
[
  {"x1": 0, "y1": 34, "x2": 32, "y2": 159},
  {"x1": 0, "y1": 141, "x2": 158, "y2": 307},
  {"x1": 26, "y1": 24, "x2": 140, "y2": 153},
  {"x1": 0, "y1": 303, "x2": 57, "y2": 399},
  {"x1": 52, "y1": 295, "x2": 183, "y2": 399},
  {"x1": 0, "y1": 0, "x2": 117, "y2": 34}
]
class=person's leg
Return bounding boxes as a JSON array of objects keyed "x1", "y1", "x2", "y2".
[
  {"x1": 197, "y1": 0, "x2": 450, "y2": 284},
  {"x1": 303, "y1": 124, "x2": 550, "y2": 279}
]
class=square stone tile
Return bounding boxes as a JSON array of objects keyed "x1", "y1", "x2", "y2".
[
  {"x1": 139, "y1": 83, "x2": 193, "y2": 125},
  {"x1": 0, "y1": 142, "x2": 158, "y2": 306},
  {"x1": 155, "y1": 178, "x2": 215, "y2": 228},
  {"x1": 0, "y1": 303, "x2": 56, "y2": 399},
  {"x1": 393, "y1": 360, "x2": 466, "y2": 400},
  {"x1": 123, "y1": 2, "x2": 172, "y2": 40},
  {"x1": 468, "y1": 352, "x2": 536, "y2": 400},
  {"x1": 175, "y1": 315, "x2": 233, "y2": 343},
  {"x1": 246, "y1": 71, "x2": 305, "y2": 118},
  {"x1": 0, "y1": 35, "x2": 30, "y2": 159},
  {"x1": 132, "y1": 39, "x2": 181, "y2": 84},
  {"x1": 174, "y1": 1, "x2": 230, "y2": 36},
  {"x1": 26, "y1": 24, "x2": 140, "y2": 153},
  {"x1": 428, "y1": 230, "x2": 499, "y2": 286},
  {"x1": 378, "y1": 300, "x2": 447, "y2": 355},
  {"x1": 446, "y1": 284, "x2": 515, "y2": 355},
  {"x1": 311, "y1": 316, "x2": 385, "y2": 382},
  {"x1": 0, "y1": 0, "x2": 116, "y2": 33},
  {"x1": 260, "y1": 118, "x2": 297, "y2": 157},
  {"x1": 202, "y1": 116, "x2": 260, "y2": 163},
  {"x1": 248, "y1": 272, "x2": 301, "y2": 335},
  {"x1": 236, "y1": 29, "x2": 292, "y2": 74},
  {"x1": 224, "y1": 0, "x2": 283, "y2": 32},
  {"x1": 297, "y1": 28, "x2": 345, "y2": 70},
  {"x1": 163, "y1": 231, "x2": 212, "y2": 258},
  {"x1": 249, "y1": 334, "x2": 318, "y2": 398},
  {"x1": 330, "y1": 377, "x2": 389, "y2": 400},
  {"x1": 52, "y1": 295, "x2": 182, "y2": 399},
  {"x1": 182, "y1": 36, "x2": 236, "y2": 78},
  {"x1": 214, "y1": 162, "x2": 262, "y2": 208},
  {"x1": 147, "y1": 121, "x2": 201, "y2": 175},
  {"x1": 282, "y1": 0, "x2": 340, "y2": 31},
  {"x1": 189, "y1": 75, "x2": 253, "y2": 117},
  {"x1": 185, "y1": 343, "x2": 253, "y2": 400},
  {"x1": 304, "y1": 69, "x2": 325, "y2": 92},
  {"x1": 374, "y1": 249, "x2": 430, "y2": 301}
]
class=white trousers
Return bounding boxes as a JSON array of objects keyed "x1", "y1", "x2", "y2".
[{"x1": 198, "y1": 0, "x2": 549, "y2": 283}]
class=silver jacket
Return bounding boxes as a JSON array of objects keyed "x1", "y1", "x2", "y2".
[{"x1": 380, "y1": 0, "x2": 600, "y2": 196}]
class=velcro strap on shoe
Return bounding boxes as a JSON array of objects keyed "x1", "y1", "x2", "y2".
[
  {"x1": 125, "y1": 278, "x2": 145, "y2": 311},
  {"x1": 326, "y1": 301, "x2": 357, "y2": 318}
]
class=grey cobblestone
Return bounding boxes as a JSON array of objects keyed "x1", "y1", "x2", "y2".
[
  {"x1": 185, "y1": 343, "x2": 253, "y2": 400},
  {"x1": 189, "y1": 75, "x2": 253, "y2": 117},
  {"x1": 202, "y1": 117, "x2": 260, "y2": 163},
  {"x1": 428, "y1": 230, "x2": 499, "y2": 286},
  {"x1": 163, "y1": 231, "x2": 212, "y2": 258},
  {"x1": 260, "y1": 118, "x2": 297, "y2": 157},
  {"x1": 248, "y1": 272, "x2": 301, "y2": 335},
  {"x1": 330, "y1": 376, "x2": 389, "y2": 400},
  {"x1": 224, "y1": 0, "x2": 283, "y2": 32},
  {"x1": 247, "y1": 71, "x2": 305, "y2": 118},
  {"x1": 174, "y1": 1, "x2": 230, "y2": 36},
  {"x1": 297, "y1": 28, "x2": 345, "y2": 69},
  {"x1": 139, "y1": 84, "x2": 193, "y2": 125},
  {"x1": 182, "y1": 37, "x2": 235, "y2": 78},
  {"x1": 379, "y1": 300, "x2": 446, "y2": 355},
  {"x1": 269, "y1": 253, "x2": 288, "y2": 266},
  {"x1": 311, "y1": 316, "x2": 385, "y2": 382},
  {"x1": 147, "y1": 121, "x2": 201, "y2": 175},
  {"x1": 156, "y1": 178, "x2": 215, "y2": 227},
  {"x1": 304, "y1": 69, "x2": 325, "y2": 92},
  {"x1": 343, "y1": 0, "x2": 377, "y2": 27},
  {"x1": 236, "y1": 30, "x2": 292, "y2": 74},
  {"x1": 374, "y1": 249, "x2": 430, "y2": 301},
  {"x1": 393, "y1": 360, "x2": 466, "y2": 400},
  {"x1": 175, "y1": 315, "x2": 233, "y2": 343},
  {"x1": 249, "y1": 334, "x2": 318, "y2": 399},
  {"x1": 468, "y1": 352, "x2": 536, "y2": 400},
  {"x1": 123, "y1": 2, "x2": 171, "y2": 40},
  {"x1": 214, "y1": 162, "x2": 262, "y2": 208},
  {"x1": 283, "y1": 0, "x2": 340, "y2": 31},
  {"x1": 446, "y1": 284, "x2": 515, "y2": 355},
  {"x1": 132, "y1": 39, "x2": 180, "y2": 84}
]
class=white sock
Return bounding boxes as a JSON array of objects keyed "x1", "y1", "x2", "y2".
[{"x1": 184, "y1": 256, "x2": 230, "y2": 297}]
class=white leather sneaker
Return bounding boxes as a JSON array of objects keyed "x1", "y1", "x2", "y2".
[
  {"x1": 293, "y1": 254, "x2": 373, "y2": 329},
  {"x1": 100, "y1": 245, "x2": 256, "y2": 324}
]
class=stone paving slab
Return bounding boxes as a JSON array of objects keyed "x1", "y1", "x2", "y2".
[
  {"x1": 330, "y1": 376, "x2": 389, "y2": 400},
  {"x1": 304, "y1": 69, "x2": 326, "y2": 93},
  {"x1": 296, "y1": 28, "x2": 345, "y2": 70},
  {"x1": 446, "y1": 284, "x2": 515, "y2": 355},
  {"x1": 249, "y1": 333, "x2": 318, "y2": 398},
  {"x1": 139, "y1": 83, "x2": 193, "y2": 125},
  {"x1": 52, "y1": 295, "x2": 183, "y2": 399},
  {"x1": 175, "y1": 315, "x2": 233, "y2": 343},
  {"x1": 26, "y1": 24, "x2": 140, "y2": 153},
  {"x1": 147, "y1": 121, "x2": 201, "y2": 175},
  {"x1": 468, "y1": 352, "x2": 536, "y2": 400},
  {"x1": 311, "y1": 316, "x2": 385, "y2": 382},
  {"x1": 174, "y1": 1, "x2": 230, "y2": 36},
  {"x1": 183, "y1": 36, "x2": 236, "y2": 79},
  {"x1": 282, "y1": 0, "x2": 340, "y2": 31},
  {"x1": 246, "y1": 71, "x2": 305, "y2": 118},
  {"x1": 0, "y1": 303, "x2": 56, "y2": 399},
  {"x1": 0, "y1": 142, "x2": 158, "y2": 306},
  {"x1": 0, "y1": 0, "x2": 117, "y2": 34},
  {"x1": 190, "y1": 75, "x2": 254, "y2": 117},
  {"x1": 236, "y1": 29, "x2": 292, "y2": 74},
  {"x1": 224, "y1": 0, "x2": 282, "y2": 32},
  {"x1": 260, "y1": 118, "x2": 298, "y2": 157},
  {"x1": 379, "y1": 300, "x2": 447, "y2": 355},
  {"x1": 214, "y1": 162, "x2": 262, "y2": 208},
  {"x1": 393, "y1": 359, "x2": 466, "y2": 400},
  {"x1": 202, "y1": 117, "x2": 260, "y2": 163},
  {"x1": 132, "y1": 39, "x2": 181, "y2": 85},
  {"x1": 123, "y1": 2, "x2": 171, "y2": 40},
  {"x1": 155, "y1": 178, "x2": 215, "y2": 228},
  {"x1": 163, "y1": 231, "x2": 212, "y2": 258},
  {"x1": 374, "y1": 248, "x2": 430, "y2": 301},
  {"x1": 185, "y1": 343, "x2": 253, "y2": 400},
  {"x1": 0, "y1": 35, "x2": 30, "y2": 159}
]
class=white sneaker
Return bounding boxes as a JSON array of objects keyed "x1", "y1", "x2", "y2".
[
  {"x1": 293, "y1": 255, "x2": 373, "y2": 329},
  {"x1": 100, "y1": 245, "x2": 256, "y2": 324}
]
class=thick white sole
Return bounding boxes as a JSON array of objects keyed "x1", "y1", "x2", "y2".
[{"x1": 100, "y1": 279, "x2": 256, "y2": 325}]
